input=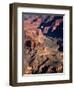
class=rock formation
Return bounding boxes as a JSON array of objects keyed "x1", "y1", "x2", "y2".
[
  {"x1": 23, "y1": 14, "x2": 63, "y2": 74},
  {"x1": 24, "y1": 36, "x2": 63, "y2": 74}
]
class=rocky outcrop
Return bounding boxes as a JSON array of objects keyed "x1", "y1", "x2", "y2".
[
  {"x1": 24, "y1": 36, "x2": 63, "y2": 74},
  {"x1": 23, "y1": 15, "x2": 63, "y2": 74}
]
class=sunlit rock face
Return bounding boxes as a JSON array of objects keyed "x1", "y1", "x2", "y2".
[{"x1": 23, "y1": 14, "x2": 63, "y2": 74}]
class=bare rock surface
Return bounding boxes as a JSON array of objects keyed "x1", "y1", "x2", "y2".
[{"x1": 24, "y1": 36, "x2": 63, "y2": 74}]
